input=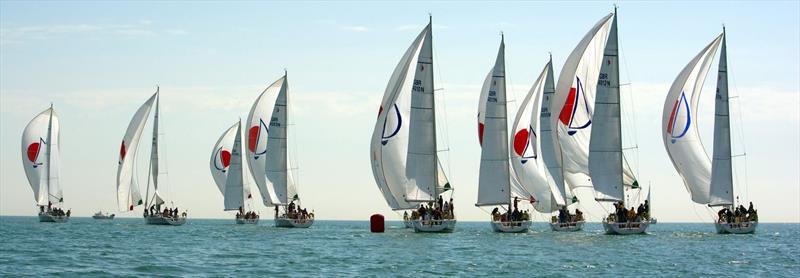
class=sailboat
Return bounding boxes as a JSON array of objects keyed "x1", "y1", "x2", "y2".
[
  {"x1": 246, "y1": 73, "x2": 314, "y2": 228},
  {"x1": 662, "y1": 29, "x2": 756, "y2": 234},
  {"x1": 211, "y1": 120, "x2": 259, "y2": 224},
  {"x1": 117, "y1": 88, "x2": 186, "y2": 226},
  {"x1": 509, "y1": 55, "x2": 584, "y2": 232},
  {"x1": 370, "y1": 17, "x2": 456, "y2": 233},
  {"x1": 584, "y1": 9, "x2": 652, "y2": 235},
  {"x1": 476, "y1": 35, "x2": 533, "y2": 233},
  {"x1": 22, "y1": 104, "x2": 69, "y2": 223}
]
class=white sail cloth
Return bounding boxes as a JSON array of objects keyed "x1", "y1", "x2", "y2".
[
  {"x1": 246, "y1": 76, "x2": 297, "y2": 206},
  {"x1": 370, "y1": 21, "x2": 451, "y2": 210},
  {"x1": 116, "y1": 92, "x2": 156, "y2": 211},
  {"x1": 510, "y1": 60, "x2": 564, "y2": 213},
  {"x1": 476, "y1": 37, "x2": 515, "y2": 206},
  {"x1": 662, "y1": 34, "x2": 728, "y2": 205},
  {"x1": 551, "y1": 13, "x2": 637, "y2": 190},
  {"x1": 22, "y1": 106, "x2": 61, "y2": 206},
  {"x1": 210, "y1": 121, "x2": 250, "y2": 211}
]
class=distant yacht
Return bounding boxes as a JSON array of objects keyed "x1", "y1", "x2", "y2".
[
  {"x1": 22, "y1": 104, "x2": 69, "y2": 223},
  {"x1": 662, "y1": 28, "x2": 757, "y2": 234},
  {"x1": 370, "y1": 16, "x2": 456, "y2": 233},
  {"x1": 92, "y1": 211, "x2": 115, "y2": 220},
  {"x1": 246, "y1": 73, "x2": 314, "y2": 228},
  {"x1": 210, "y1": 120, "x2": 259, "y2": 224},
  {"x1": 116, "y1": 88, "x2": 186, "y2": 226}
]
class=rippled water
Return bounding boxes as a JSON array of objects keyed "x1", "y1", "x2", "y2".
[{"x1": 0, "y1": 216, "x2": 798, "y2": 277}]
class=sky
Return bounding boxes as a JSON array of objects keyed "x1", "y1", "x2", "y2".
[{"x1": 1, "y1": 1, "x2": 798, "y2": 223}]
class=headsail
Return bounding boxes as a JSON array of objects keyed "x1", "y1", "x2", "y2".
[
  {"x1": 662, "y1": 34, "x2": 723, "y2": 205},
  {"x1": 369, "y1": 22, "x2": 431, "y2": 210},
  {"x1": 149, "y1": 93, "x2": 164, "y2": 206},
  {"x1": 510, "y1": 59, "x2": 564, "y2": 213},
  {"x1": 21, "y1": 106, "x2": 61, "y2": 206},
  {"x1": 117, "y1": 92, "x2": 157, "y2": 211},
  {"x1": 476, "y1": 36, "x2": 515, "y2": 206}
]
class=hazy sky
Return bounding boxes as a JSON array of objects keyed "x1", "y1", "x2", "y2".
[{"x1": 1, "y1": 1, "x2": 798, "y2": 222}]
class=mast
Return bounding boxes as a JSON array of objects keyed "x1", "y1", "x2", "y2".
[
  {"x1": 45, "y1": 103, "x2": 53, "y2": 204},
  {"x1": 283, "y1": 70, "x2": 291, "y2": 205},
  {"x1": 430, "y1": 15, "x2": 440, "y2": 200},
  {"x1": 145, "y1": 87, "x2": 160, "y2": 209},
  {"x1": 709, "y1": 28, "x2": 734, "y2": 207}
]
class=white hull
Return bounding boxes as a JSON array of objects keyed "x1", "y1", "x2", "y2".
[
  {"x1": 412, "y1": 219, "x2": 456, "y2": 233},
  {"x1": 715, "y1": 221, "x2": 757, "y2": 234},
  {"x1": 403, "y1": 219, "x2": 413, "y2": 229},
  {"x1": 490, "y1": 220, "x2": 530, "y2": 233},
  {"x1": 603, "y1": 219, "x2": 653, "y2": 235},
  {"x1": 145, "y1": 215, "x2": 186, "y2": 226},
  {"x1": 549, "y1": 221, "x2": 585, "y2": 232},
  {"x1": 274, "y1": 217, "x2": 314, "y2": 228},
  {"x1": 235, "y1": 218, "x2": 259, "y2": 225},
  {"x1": 38, "y1": 213, "x2": 68, "y2": 223}
]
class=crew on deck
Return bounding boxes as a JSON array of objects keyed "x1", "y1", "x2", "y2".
[
  {"x1": 553, "y1": 206, "x2": 584, "y2": 223},
  {"x1": 410, "y1": 196, "x2": 455, "y2": 222},
  {"x1": 717, "y1": 202, "x2": 757, "y2": 224},
  {"x1": 236, "y1": 206, "x2": 259, "y2": 220},
  {"x1": 277, "y1": 201, "x2": 314, "y2": 221},
  {"x1": 608, "y1": 200, "x2": 650, "y2": 223}
]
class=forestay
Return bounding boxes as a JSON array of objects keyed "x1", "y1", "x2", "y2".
[
  {"x1": 661, "y1": 35, "x2": 723, "y2": 205},
  {"x1": 117, "y1": 92, "x2": 156, "y2": 211}
]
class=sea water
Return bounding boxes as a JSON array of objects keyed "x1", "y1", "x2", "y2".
[{"x1": 0, "y1": 217, "x2": 797, "y2": 277}]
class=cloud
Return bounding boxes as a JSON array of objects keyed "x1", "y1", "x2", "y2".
[
  {"x1": 340, "y1": 26, "x2": 370, "y2": 32},
  {"x1": 0, "y1": 22, "x2": 187, "y2": 45}
]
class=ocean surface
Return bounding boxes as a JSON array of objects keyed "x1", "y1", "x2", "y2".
[{"x1": 0, "y1": 217, "x2": 798, "y2": 277}]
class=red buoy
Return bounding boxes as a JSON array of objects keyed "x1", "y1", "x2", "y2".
[{"x1": 370, "y1": 214, "x2": 385, "y2": 233}]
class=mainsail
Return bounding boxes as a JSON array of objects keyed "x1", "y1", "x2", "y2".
[
  {"x1": 662, "y1": 35, "x2": 723, "y2": 205},
  {"x1": 551, "y1": 12, "x2": 637, "y2": 190},
  {"x1": 246, "y1": 74, "x2": 297, "y2": 206},
  {"x1": 371, "y1": 19, "x2": 451, "y2": 210},
  {"x1": 22, "y1": 105, "x2": 61, "y2": 206},
  {"x1": 210, "y1": 121, "x2": 249, "y2": 211},
  {"x1": 510, "y1": 59, "x2": 565, "y2": 213},
  {"x1": 476, "y1": 36, "x2": 516, "y2": 207},
  {"x1": 117, "y1": 92, "x2": 157, "y2": 211},
  {"x1": 709, "y1": 32, "x2": 734, "y2": 207}
]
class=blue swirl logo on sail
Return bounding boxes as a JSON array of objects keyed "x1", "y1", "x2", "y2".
[
  {"x1": 381, "y1": 104, "x2": 402, "y2": 145},
  {"x1": 248, "y1": 119, "x2": 269, "y2": 159},
  {"x1": 667, "y1": 91, "x2": 691, "y2": 144},
  {"x1": 558, "y1": 77, "x2": 592, "y2": 136}
]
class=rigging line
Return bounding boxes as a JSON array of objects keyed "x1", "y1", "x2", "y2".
[
  {"x1": 727, "y1": 47, "x2": 750, "y2": 201},
  {"x1": 618, "y1": 30, "x2": 641, "y2": 179},
  {"x1": 431, "y1": 30, "x2": 454, "y2": 183}
]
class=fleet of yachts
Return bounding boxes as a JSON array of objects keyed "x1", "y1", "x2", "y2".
[{"x1": 19, "y1": 8, "x2": 758, "y2": 234}]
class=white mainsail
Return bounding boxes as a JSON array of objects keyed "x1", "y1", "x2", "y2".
[
  {"x1": 22, "y1": 105, "x2": 61, "y2": 206},
  {"x1": 117, "y1": 92, "x2": 157, "y2": 211},
  {"x1": 510, "y1": 59, "x2": 564, "y2": 213},
  {"x1": 662, "y1": 34, "x2": 723, "y2": 205},
  {"x1": 371, "y1": 20, "x2": 451, "y2": 209},
  {"x1": 551, "y1": 13, "x2": 638, "y2": 190},
  {"x1": 538, "y1": 57, "x2": 573, "y2": 209},
  {"x1": 588, "y1": 12, "x2": 627, "y2": 202},
  {"x1": 477, "y1": 36, "x2": 516, "y2": 206},
  {"x1": 210, "y1": 121, "x2": 249, "y2": 211},
  {"x1": 148, "y1": 94, "x2": 164, "y2": 206},
  {"x1": 246, "y1": 74, "x2": 297, "y2": 206},
  {"x1": 709, "y1": 32, "x2": 734, "y2": 207}
]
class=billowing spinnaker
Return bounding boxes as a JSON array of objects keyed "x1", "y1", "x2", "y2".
[
  {"x1": 21, "y1": 107, "x2": 60, "y2": 205},
  {"x1": 117, "y1": 92, "x2": 157, "y2": 211},
  {"x1": 477, "y1": 37, "x2": 514, "y2": 206},
  {"x1": 709, "y1": 34, "x2": 734, "y2": 207},
  {"x1": 210, "y1": 122, "x2": 238, "y2": 194},
  {"x1": 370, "y1": 24, "x2": 427, "y2": 210},
  {"x1": 510, "y1": 61, "x2": 563, "y2": 213},
  {"x1": 224, "y1": 121, "x2": 245, "y2": 210},
  {"x1": 662, "y1": 35, "x2": 723, "y2": 204},
  {"x1": 246, "y1": 77, "x2": 284, "y2": 206}
]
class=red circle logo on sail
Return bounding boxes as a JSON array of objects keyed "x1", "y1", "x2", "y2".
[
  {"x1": 513, "y1": 129, "x2": 528, "y2": 156},
  {"x1": 27, "y1": 142, "x2": 41, "y2": 163},
  {"x1": 119, "y1": 141, "x2": 127, "y2": 160}
]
